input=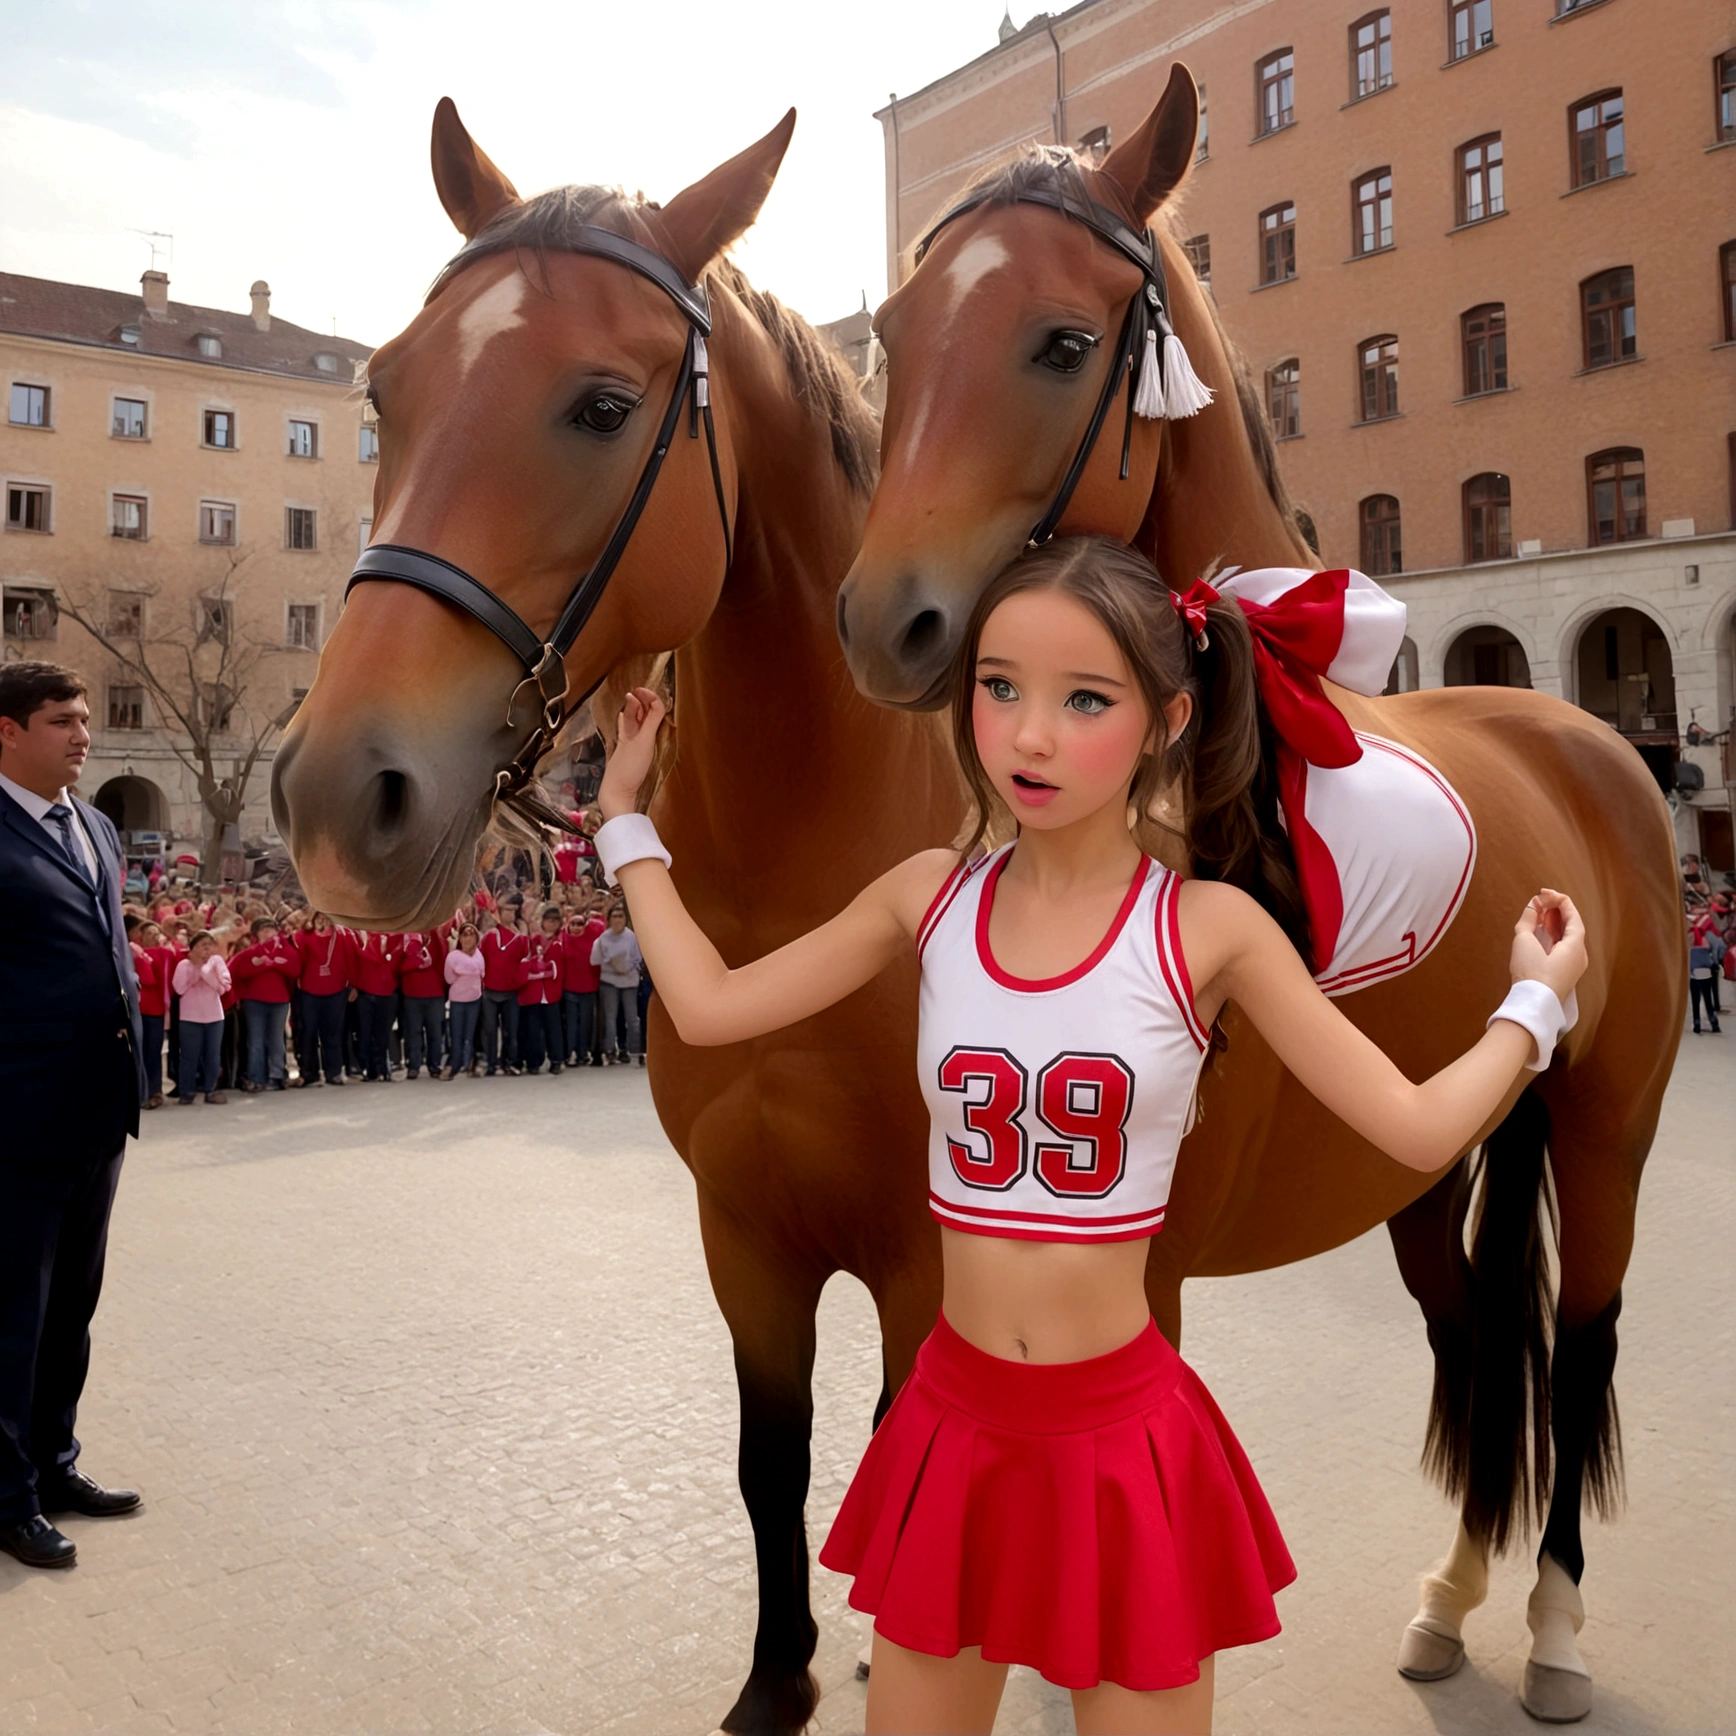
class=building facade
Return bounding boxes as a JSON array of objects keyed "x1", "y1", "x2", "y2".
[
  {"x1": 879, "y1": 0, "x2": 1736, "y2": 869},
  {"x1": 1, "y1": 269, "x2": 375, "y2": 859}
]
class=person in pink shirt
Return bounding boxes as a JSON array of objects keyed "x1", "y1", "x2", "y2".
[
  {"x1": 171, "y1": 932, "x2": 231, "y2": 1104},
  {"x1": 441, "y1": 923, "x2": 487, "y2": 1078},
  {"x1": 516, "y1": 906, "x2": 565, "y2": 1074},
  {"x1": 560, "y1": 905, "x2": 607, "y2": 1065},
  {"x1": 230, "y1": 916, "x2": 299, "y2": 1092},
  {"x1": 398, "y1": 928, "x2": 449, "y2": 1079}
]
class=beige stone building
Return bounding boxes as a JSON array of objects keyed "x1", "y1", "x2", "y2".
[
  {"x1": 1, "y1": 268, "x2": 375, "y2": 863},
  {"x1": 879, "y1": 0, "x2": 1736, "y2": 871}
]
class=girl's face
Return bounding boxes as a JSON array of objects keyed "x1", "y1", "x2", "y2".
[
  {"x1": 190, "y1": 937, "x2": 217, "y2": 963},
  {"x1": 608, "y1": 911, "x2": 626, "y2": 932},
  {"x1": 139, "y1": 924, "x2": 162, "y2": 946},
  {"x1": 971, "y1": 589, "x2": 1167, "y2": 833}
]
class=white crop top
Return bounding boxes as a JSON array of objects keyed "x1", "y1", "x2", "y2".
[{"x1": 917, "y1": 845, "x2": 1210, "y2": 1245}]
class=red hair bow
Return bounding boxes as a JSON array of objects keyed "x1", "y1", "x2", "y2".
[{"x1": 1171, "y1": 578, "x2": 1217, "y2": 649}]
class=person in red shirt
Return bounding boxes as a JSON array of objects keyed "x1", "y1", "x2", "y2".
[
  {"x1": 560, "y1": 905, "x2": 607, "y2": 1065},
  {"x1": 350, "y1": 931, "x2": 401, "y2": 1083},
  {"x1": 477, "y1": 914, "x2": 528, "y2": 1076},
  {"x1": 516, "y1": 906, "x2": 566, "y2": 1074},
  {"x1": 398, "y1": 929, "x2": 449, "y2": 1079},
  {"x1": 126, "y1": 917, "x2": 168, "y2": 1109},
  {"x1": 230, "y1": 916, "x2": 300, "y2": 1091},
  {"x1": 293, "y1": 913, "x2": 353, "y2": 1087}
]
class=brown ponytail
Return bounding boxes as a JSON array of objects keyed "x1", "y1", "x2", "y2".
[{"x1": 947, "y1": 536, "x2": 1312, "y2": 961}]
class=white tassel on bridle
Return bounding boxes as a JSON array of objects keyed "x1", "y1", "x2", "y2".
[
  {"x1": 693, "y1": 334, "x2": 710, "y2": 409},
  {"x1": 1132, "y1": 285, "x2": 1215, "y2": 421}
]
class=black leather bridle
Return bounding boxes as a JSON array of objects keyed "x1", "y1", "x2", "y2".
[
  {"x1": 913, "y1": 179, "x2": 1176, "y2": 548},
  {"x1": 345, "y1": 226, "x2": 732, "y2": 832}
]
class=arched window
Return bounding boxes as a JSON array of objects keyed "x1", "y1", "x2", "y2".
[
  {"x1": 1357, "y1": 334, "x2": 1399, "y2": 420},
  {"x1": 1586, "y1": 448, "x2": 1646, "y2": 544},
  {"x1": 1455, "y1": 133, "x2": 1503, "y2": 224},
  {"x1": 1463, "y1": 472, "x2": 1511, "y2": 561},
  {"x1": 1580, "y1": 267, "x2": 1636, "y2": 368},
  {"x1": 1350, "y1": 11, "x2": 1393, "y2": 100},
  {"x1": 1569, "y1": 90, "x2": 1624, "y2": 187},
  {"x1": 1256, "y1": 49, "x2": 1295, "y2": 135},
  {"x1": 1360, "y1": 494, "x2": 1402, "y2": 575},
  {"x1": 1461, "y1": 303, "x2": 1507, "y2": 395},
  {"x1": 1265, "y1": 358, "x2": 1300, "y2": 439},
  {"x1": 1259, "y1": 202, "x2": 1297, "y2": 283},
  {"x1": 1352, "y1": 167, "x2": 1394, "y2": 254}
]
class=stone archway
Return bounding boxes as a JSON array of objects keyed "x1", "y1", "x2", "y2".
[
  {"x1": 1573, "y1": 605, "x2": 1676, "y2": 796},
  {"x1": 1444, "y1": 624, "x2": 1531, "y2": 690},
  {"x1": 92, "y1": 774, "x2": 167, "y2": 839}
]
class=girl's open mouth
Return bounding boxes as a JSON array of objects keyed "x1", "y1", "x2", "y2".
[{"x1": 1010, "y1": 771, "x2": 1060, "y2": 807}]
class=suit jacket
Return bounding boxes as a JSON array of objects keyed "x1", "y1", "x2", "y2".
[{"x1": 0, "y1": 784, "x2": 146, "y2": 1168}]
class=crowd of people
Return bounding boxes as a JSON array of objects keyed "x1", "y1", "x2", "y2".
[
  {"x1": 122, "y1": 859, "x2": 648, "y2": 1107},
  {"x1": 1682, "y1": 853, "x2": 1731, "y2": 1037}
]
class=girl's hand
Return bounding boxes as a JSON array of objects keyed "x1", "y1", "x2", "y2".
[
  {"x1": 597, "y1": 686, "x2": 666, "y2": 821},
  {"x1": 1510, "y1": 889, "x2": 1587, "y2": 1005}
]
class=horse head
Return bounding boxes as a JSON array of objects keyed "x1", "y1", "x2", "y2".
[
  {"x1": 838, "y1": 63, "x2": 1314, "y2": 708},
  {"x1": 270, "y1": 100, "x2": 794, "y2": 926}
]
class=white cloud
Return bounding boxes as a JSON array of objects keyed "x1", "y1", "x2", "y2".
[{"x1": 0, "y1": 0, "x2": 1006, "y2": 346}]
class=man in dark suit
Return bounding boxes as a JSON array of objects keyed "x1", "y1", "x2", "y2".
[{"x1": 0, "y1": 662, "x2": 147, "y2": 1568}]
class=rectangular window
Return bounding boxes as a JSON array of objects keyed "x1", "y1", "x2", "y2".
[
  {"x1": 1581, "y1": 267, "x2": 1636, "y2": 368},
  {"x1": 286, "y1": 506, "x2": 317, "y2": 550},
  {"x1": 1588, "y1": 450, "x2": 1646, "y2": 543},
  {"x1": 203, "y1": 409, "x2": 235, "y2": 448},
  {"x1": 287, "y1": 419, "x2": 317, "y2": 459},
  {"x1": 1464, "y1": 473, "x2": 1512, "y2": 561},
  {"x1": 1352, "y1": 169, "x2": 1394, "y2": 254},
  {"x1": 196, "y1": 334, "x2": 222, "y2": 359},
  {"x1": 112, "y1": 397, "x2": 148, "y2": 439},
  {"x1": 1257, "y1": 50, "x2": 1294, "y2": 135},
  {"x1": 1183, "y1": 233, "x2": 1211, "y2": 293},
  {"x1": 1266, "y1": 359, "x2": 1300, "y2": 438},
  {"x1": 107, "y1": 591, "x2": 144, "y2": 637},
  {"x1": 1457, "y1": 134, "x2": 1503, "y2": 224},
  {"x1": 199, "y1": 501, "x2": 237, "y2": 545},
  {"x1": 1260, "y1": 203, "x2": 1297, "y2": 283},
  {"x1": 7, "y1": 383, "x2": 48, "y2": 427},
  {"x1": 358, "y1": 423, "x2": 379, "y2": 463},
  {"x1": 1449, "y1": 0, "x2": 1494, "y2": 60},
  {"x1": 5, "y1": 484, "x2": 50, "y2": 532},
  {"x1": 1462, "y1": 304, "x2": 1508, "y2": 394},
  {"x1": 3, "y1": 587, "x2": 57, "y2": 640},
  {"x1": 1721, "y1": 52, "x2": 1736, "y2": 142},
  {"x1": 112, "y1": 494, "x2": 147, "y2": 539},
  {"x1": 1571, "y1": 91, "x2": 1624, "y2": 187},
  {"x1": 1351, "y1": 11, "x2": 1393, "y2": 99},
  {"x1": 1360, "y1": 495, "x2": 1402, "y2": 576},
  {"x1": 107, "y1": 685, "x2": 145, "y2": 730},
  {"x1": 1722, "y1": 242, "x2": 1736, "y2": 344},
  {"x1": 286, "y1": 603, "x2": 320, "y2": 650},
  {"x1": 1358, "y1": 335, "x2": 1399, "y2": 420},
  {"x1": 198, "y1": 597, "x2": 233, "y2": 643}
]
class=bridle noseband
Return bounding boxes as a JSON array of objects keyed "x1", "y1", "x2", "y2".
[
  {"x1": 913, "y1": 181, "x2": 1179, "y2": 549},
  {"x1": 345, "y1": 225, "x2": 733, "y2": 832}
]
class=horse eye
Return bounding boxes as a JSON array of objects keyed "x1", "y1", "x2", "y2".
[
  {"x1": 1034, "y1": 329, "x2": 1099, "y2": 374},
  {"x1": 574, "y1": 393, "x2": 638, "y2": 435}
]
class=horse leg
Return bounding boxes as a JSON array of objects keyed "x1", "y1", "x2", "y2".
[
  {"x1": 700, "y1": 1200, "x2": 829, "y2": 1736},
  {"x1": 1387, "y1": 1164, "x2": 1489, "y2": 1679}
]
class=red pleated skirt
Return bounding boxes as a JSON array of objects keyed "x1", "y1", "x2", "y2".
[{"x1": 819, "y1": 1314, "x2": 1296, "y2": 1692}]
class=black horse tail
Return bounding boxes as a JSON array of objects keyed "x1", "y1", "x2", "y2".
[{"x1": 1421, "y1": 1089, "x2": 1558, "y2": 1554}]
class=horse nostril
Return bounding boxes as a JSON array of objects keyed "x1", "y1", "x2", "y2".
[
  {"x1": 372, "y1": 768, "x2": 413, "y2": 838},
  {"x1": 835, "y1": 590, "x2": 852, "y2": 652},
  {"x1": 899, "y1": 607, "x2": 947, "y2": 666}
]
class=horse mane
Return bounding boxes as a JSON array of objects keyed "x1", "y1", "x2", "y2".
[
  {"x1": 426, "y1": 185, "x2": 878, "y2": 497},
  {"x1": 937, "y1": 145, "x2": 1308, "y2": 551}
]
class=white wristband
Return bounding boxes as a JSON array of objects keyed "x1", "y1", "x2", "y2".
[
  {"x1": 595, "y1": 813, "x2": 671, "y2": 888},
  {"x1": 1488, "y1": 980, "x2": 1579, "y2": 1073}
]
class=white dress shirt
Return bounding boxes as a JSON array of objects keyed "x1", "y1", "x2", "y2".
[{"x1": 0, "y1": 768, "x2": 100, "y2": 880}]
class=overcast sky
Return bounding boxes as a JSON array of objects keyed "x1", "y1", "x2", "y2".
[{"x1": 0, "y1": 0, "x2": 1012, "y2": 348}]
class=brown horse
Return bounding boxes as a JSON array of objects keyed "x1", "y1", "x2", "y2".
[
  {"x1": 270, "y1": 107, "x2": 960, "y2": 1732},
  {"x1": 837, "y1": 64, "x2": 1682, "y2": 1726}
]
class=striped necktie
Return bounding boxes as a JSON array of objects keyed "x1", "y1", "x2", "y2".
[{"x1": 44, "y1": 802, "x2": 95, "y2": 889}]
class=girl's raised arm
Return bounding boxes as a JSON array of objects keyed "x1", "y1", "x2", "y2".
[
  {"x1": 1181, "y1": 881, "x2": 1587, "y2": 1172},
  {"x1": 601, "y1": 688, "x2": 954, "y2": 1048}
]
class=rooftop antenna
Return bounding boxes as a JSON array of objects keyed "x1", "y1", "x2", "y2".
[{"x1": 131, "y1": 229, "x2": 174, "y2": 273}]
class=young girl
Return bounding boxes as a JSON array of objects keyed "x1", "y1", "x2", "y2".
[
  {"x1": 171, "y1": 931, "x2": 232, "y2": 1107},
  {"x1": 442, "y1": 923, "x2": 487, "y2": 1078},
  {"x1": 597, "y1": 537, "x2": 1585, "y2": 1735}
]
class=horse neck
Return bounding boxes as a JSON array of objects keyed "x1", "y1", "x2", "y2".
[{"x1": 665, "y1": 294, "x2": 953, "y2": 890}]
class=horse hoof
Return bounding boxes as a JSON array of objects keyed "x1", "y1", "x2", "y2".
[
  {"x1": 856, "y1": 1641, "x2": 873, "y2": 1680},
  {"x1": 1397, "y1": 1619, "x2": 1467, "y2": 1681},
  {"x1": 1522, "y1": 1661, "x2": 1593, "y2": 1723}
]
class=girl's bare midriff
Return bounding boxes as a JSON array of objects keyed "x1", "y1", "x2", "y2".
[{"x1": 940, "y1": 1227, "x2": 1154, "y2": 1364}]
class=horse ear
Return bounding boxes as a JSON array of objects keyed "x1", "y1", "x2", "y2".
[
  {"x1": 1096, "y1": 63, "x2": 1199, "y2": 223},
  {"x1": 654, "y1": 110, "x2": 797, "y2": 282},
  {"x1": 430, "y1": 97, "x2": 522, "y2": 240}
]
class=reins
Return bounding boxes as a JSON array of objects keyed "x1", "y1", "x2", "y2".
[
  {"x1": 345, "y1": 225, "x2": 733, "y2": 834},
  {"x1": 912, "y1": 178, "x2": 1212, "y2": 549}
]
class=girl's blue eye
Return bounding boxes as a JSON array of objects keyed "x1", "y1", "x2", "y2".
[
  {"x1": 1066, "y1": 689, "x2": 1112, "y2": 714},
  {"x1": 980, "y1": 676, "x2": 1018, "y2": 702}
]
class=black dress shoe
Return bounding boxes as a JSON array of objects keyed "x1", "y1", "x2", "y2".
[
  {"x1": 38, "y1": 1469, "x2": 141, "y2": 1517},
  {"x1": 0, "y1": 1515, "x2": 77, "y2": 1567}
]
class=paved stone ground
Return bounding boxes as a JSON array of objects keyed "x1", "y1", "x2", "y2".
[{"x1": 0, "y1": 1021, "x2": 1728, "y2": 1736}]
